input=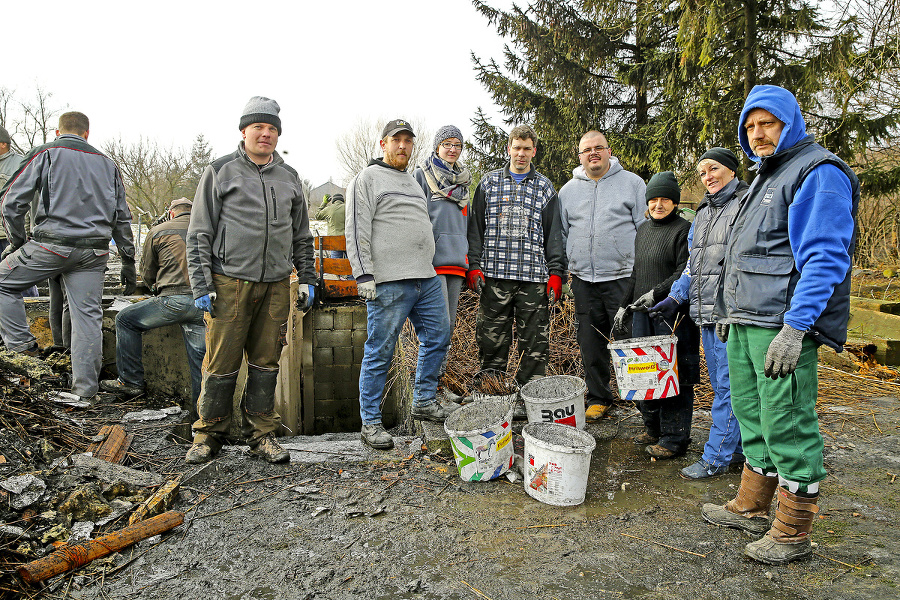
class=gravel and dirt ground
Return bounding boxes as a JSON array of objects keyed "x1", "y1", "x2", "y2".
[{"x1": 5, "y1": 387, "x2": 892, "y2": 600}]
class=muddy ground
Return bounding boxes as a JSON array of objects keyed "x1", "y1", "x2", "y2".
[{"x1": 5, "y1": 386, "x2": 890, "y2": 600}]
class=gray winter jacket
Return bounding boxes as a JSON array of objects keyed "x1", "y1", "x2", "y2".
[
  {"x1": 559, "y1": 159, "x2": 647, "y2": 282},
  {"x1": 346, "y1": 159, "x2": 436, "y2": 284},
  {"x1": 0, "y1": 149, "x2": 23, "y2": 241},
  {"x1": 187, "y1": 143, "x2": 315, "y2": 298},
  {"x1": 0, "y1": 134, "x2": 134, "y2": 256}
]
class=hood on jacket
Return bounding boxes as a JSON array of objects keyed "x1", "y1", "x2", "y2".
[
  {"x1": 571, "y1": 156, "x2": 625, "y2": 182},
  {"x1": 738, "y1": 85, "x2": 808, "y2": 163}
]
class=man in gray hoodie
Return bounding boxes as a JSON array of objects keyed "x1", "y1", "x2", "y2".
[
  {"x1": 559, "y1": 130, "x2": 647, "y2": 421},
  {"x1": 346, "y1": 119, "x2": 454, "y2": 450}
]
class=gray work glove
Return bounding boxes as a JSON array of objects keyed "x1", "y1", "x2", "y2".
[
  {"x1": 764, "y1": 324, "x2": 805, "y2": 379},
  {"x1": 612, "y1": 306, "x2": 629, "y2": 337},
  {"x1": 357, "y1": 280, "x2": 376, "y2": 300},
  {"x1": 629, "y1": 290, "x2": 656, "y2": 312},
  {"x1": 715, "y1": 321, "x2": 729, "y2": 343}
]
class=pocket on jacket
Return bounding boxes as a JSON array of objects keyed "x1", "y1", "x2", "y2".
[{"x1": 732, "y1": 253, "x2": 794, "y2": 316}]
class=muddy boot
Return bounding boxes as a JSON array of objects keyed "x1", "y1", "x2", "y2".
[
  {"x1": 744, "y1": 488, "x2": 819, "y2": 565},
  {"x1": 701, "y1": 463, "x2": 778, "y2": 535},
  {"x1": 251, "y1": 433, "x2": 290, "y2": 464},
  {"x1": 185, "y1": 443, "x2": 214, "y2": 464}
]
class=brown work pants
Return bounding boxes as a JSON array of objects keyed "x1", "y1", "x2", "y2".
[{"x1": 192, "y1": 274, "x2": 290, "y2": 448}]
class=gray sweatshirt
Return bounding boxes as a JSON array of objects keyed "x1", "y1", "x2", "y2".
[
  {"x1": 558, "y1": 159, "x2": 647, "y2": 282},
  {"x1": 345, "y1": 159, "x2": 436, "y2": 284}
]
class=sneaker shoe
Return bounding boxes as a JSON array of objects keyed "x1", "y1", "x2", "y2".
[
  {"x1": 632, "y1": 432, "x2": 660, "y2": 445},
  {"x1": 20, "y1": 343, "x2": 40, "y2": 357},
  {"x1": 585, "y1": 403, "x2": 612, "y2": 421},
  {"x1": 411, "y1": 401, "x2": 457, "y2": 422},
  {"x1": 185, "y1": 443, "x2": 214, "y2": 464},
  {"x1": 100, "y1": 379, "x2": 145, "y2": 397},
  {"x1": 680, "y1": 459, "x2": 729, "y2": 480},
  {"x1": 361, "y1": 424, "x2": 394, "y2": 450},
  {"x1": 251, "y1": 433, "x2": 290, "y2": 464},
  {"x1": 646, "y1": 444, "x2": 680, "y2": 459}
]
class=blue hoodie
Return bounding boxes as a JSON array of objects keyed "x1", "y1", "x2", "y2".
[{"x1": 730, "y1": 85, "x2": 858, "y2": 338}]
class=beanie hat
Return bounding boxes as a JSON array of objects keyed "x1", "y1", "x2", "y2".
[
  {"x1": 239, "y1": 96, "x2": 282, "y2": 134},
  {"x1": 0, "y1": 126, "x2": 10, "y2": 145},
  {"x1": 433, "y1": 125, "x2": 463, "y2": 152},
  {"x1": 331, "y1": 193, "x2": 345, "y2": 203},
  {"x1": 645, "y1": 171, "x2": 681, "y2": 204},
  {"x1": 698, "y1": 147, "x2": 739, "y2": 173}
]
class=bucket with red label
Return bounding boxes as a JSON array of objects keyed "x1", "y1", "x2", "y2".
[{"x1": 520, "y1": 375, "x2": 586, "y2": 429}]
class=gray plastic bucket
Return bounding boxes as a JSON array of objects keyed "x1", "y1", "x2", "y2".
[
  {"x1": 522, "y1": 422, "x2": 596, "y2": 506},
  {"x1": 444, "y1": 399, "x2": 514, "y2": 482},
  {"x1": 520, "y1": 375, "x2": 587, "y2": 429}
]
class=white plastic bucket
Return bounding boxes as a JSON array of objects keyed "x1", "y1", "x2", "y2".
[
  {"x1": 608, "y1": 334, "x2": 680, "y2": 401},
  {"x1": 444, "y1": 399, "x2": 514, "y2": 482},
  {"x1": 520, "y1": 375, "x2": 587, "y2": 429},
  {"x1": 522, "y1": 422, "x2": 596, "y2": 506}
]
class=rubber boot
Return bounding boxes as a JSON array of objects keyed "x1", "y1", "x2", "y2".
[
  {"x1": 191, "y1": 372, "x2": 239, "y2": 454},
  {"x1": 744, "y1": 487, "x2": 819, "y2": 565},
  {"x1": 701, "y1": 463, "x2": 778, "y2": 535}
]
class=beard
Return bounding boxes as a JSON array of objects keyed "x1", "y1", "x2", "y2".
[{"x1": 384, "y1": 152, "x2": 409, "y2": 170}]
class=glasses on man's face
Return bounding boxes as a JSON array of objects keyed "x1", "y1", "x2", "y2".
[
  {"x1": 578, "y1": 146, "x2": 610, "y2": 156},
  {"x1": 441, "y1": 142, "x2": 463, "y2": 150}
]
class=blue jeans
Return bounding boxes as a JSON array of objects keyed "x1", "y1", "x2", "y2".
[
  {"x1": 115, "y1": 294, "x2": 206, "y2": 405},
  {"x1": 701, "y1": 325, "x2": 742, "y2": 467},
  {"x1": 359, "y1": 277, "x2": 450, "y2": 425}
]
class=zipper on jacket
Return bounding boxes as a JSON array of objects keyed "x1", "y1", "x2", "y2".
[
  {"x1": 218, "y1": 225, "x2": 227, "y2": 264},
  {"x1": 271, "y1": 186, "x2": 278, "y2": 221},
  {"x1": 259, "y1": 173, "x2": 270, "y2": 281}
]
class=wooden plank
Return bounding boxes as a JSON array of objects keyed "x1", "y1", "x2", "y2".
[
  {"x1": 315, "y1": 257, "x2": 354, "y2": 276},
  {"x1": 86, "y1": 425, "x2": 133, "y2": 464},
  {"x1": 314, "y1": 235, "x2": 347, "y2": 252},
  {"x1": 322, "y1": 279, "x2": 359, "y2": 298}
]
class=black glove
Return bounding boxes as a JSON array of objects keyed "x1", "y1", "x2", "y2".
[
  {"x1": 649, "y1": 296, "x2": 680, "y2": 322},
  {"x1": 121, "y1": 258, "x2": 137, "y2": 295}
]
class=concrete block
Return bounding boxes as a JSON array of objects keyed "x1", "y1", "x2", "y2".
[
  {"x1": 333, "y1": 346, "x2": 354, "y2": 366},
  {"x1": 316, "y1": 329, "x2": 352, "y2": 348},
  {"x1": 850, "y1": 296, "x2": 900, "y2": 316},
  {"x1": 353, "y1": 308, "x2": 368, "y2": 329},
  {"x1": 313, "y1": 347, "x2": 333, "y2": 364},
  {"x1": 314, "y1": 363, "x2": 335, "y2": 382},
  {"x1": 333, "y1": 311, "x2": 353, "y2": 330},
  {"x1": 420, "y1": 420, "x2": 452, "y2": 455},
  {"x1": 313, "y1": 310, "x2": 334, "y2": 329},
  {"x1": 314, "y1": 381, "x2": 334, "y2": 399},
  {"x1": 335, "y1": 377, "x2": 359, "y2": 398},
  {"x1": 352, "y1": 330, "x2": 368, "y2": 347}
]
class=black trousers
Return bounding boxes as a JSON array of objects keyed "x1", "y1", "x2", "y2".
[{"x1": 571, "y1": 276, "x2": 631, "y2": 406}]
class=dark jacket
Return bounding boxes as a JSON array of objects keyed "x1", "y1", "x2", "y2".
[
  {"x1": 141, "y1": 210, "x2": 193, "y2": 296},
  {"x1": 721, "y1": 85, "x2": 860, "y2": 350},
  {"x1": 187, "y1": 143, "x2": 315, "y2": 298},
  {"x1": 413, "y1": 167, "x2": 468, "y2": 278}
]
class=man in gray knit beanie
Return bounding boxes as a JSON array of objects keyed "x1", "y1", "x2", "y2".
[{"x1": 239, "y1": 96, "x2": 282, "y2": 135}]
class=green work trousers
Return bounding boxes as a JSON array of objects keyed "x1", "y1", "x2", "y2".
[
  {"x1": 727, "y1": 324, "x2": 826, "y2": 485},
  {"x1": 192, "y1": 274, "x2": 290, "y2": 448}
]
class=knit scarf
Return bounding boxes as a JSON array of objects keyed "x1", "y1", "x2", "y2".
[{"x1": 421, "y1": 153, "x2": 471, "y2": 208}]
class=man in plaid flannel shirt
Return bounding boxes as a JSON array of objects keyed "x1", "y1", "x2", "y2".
[{"x1": 466, "y1": 125, "x2": 566, "y2": 409}]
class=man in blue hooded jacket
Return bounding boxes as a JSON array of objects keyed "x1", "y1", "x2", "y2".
[{"x1": 701, "y1": 85, "x2": 859, "y2": 565}]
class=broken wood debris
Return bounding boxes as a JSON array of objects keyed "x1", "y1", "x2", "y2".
[
  {"x1": 86, "y1": 425, "x2": 133, "y2": 464},
  {"x1": 128, "y1": 476, "x2": 182, "y2": 525},
  {"x1": 17, "y1": 510, "x2": 184, "y2": 584}
]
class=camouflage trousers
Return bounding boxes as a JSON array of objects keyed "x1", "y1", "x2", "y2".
[{"x1": 476, "y1": 278, "x2": 549, "y2": 386}]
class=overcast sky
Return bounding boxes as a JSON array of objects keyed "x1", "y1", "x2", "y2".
[{"x1": 5, "y1": 0, "x2": 511, "y2": 186}]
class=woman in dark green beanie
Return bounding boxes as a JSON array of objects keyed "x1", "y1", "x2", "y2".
[{"x1": 613, "y1": 171, "x2": 700, "y2": 459}]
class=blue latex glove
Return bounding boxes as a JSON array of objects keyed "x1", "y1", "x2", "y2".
[
  {"x1": 297, "y1": 284, "x2": 315, "y2": 310},
  {"x1": 195, "y1": 293, "x2": 216, "y2": 314},
  {"x1": 649, "y1": 296, "x2": 680, "y2": 321}
]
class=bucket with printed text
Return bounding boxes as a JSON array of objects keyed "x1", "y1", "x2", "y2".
[
  {"x1": 520, "y1": 375, "x2": 586, "y2": 429},
  {"x1": 444, "y1": 399, "x2": 514, "y2": 482},
  {"x1": 523, "y1": 422, "x2": 596, "y2": 506},
  {"x1": 608, "y1": 335, "x2": 679, "y2": 401}
]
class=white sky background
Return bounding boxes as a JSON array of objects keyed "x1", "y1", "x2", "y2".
[{"x1": 4, "y1": 0, "x2": 511, "y2": 186}]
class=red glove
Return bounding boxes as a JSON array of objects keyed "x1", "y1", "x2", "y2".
[
  {"x1": 547, "y1": 274, "x2": 562, "y2": 303},
  {"x1": 466, "y1": 269, "x2": 485, "y2": 293}
]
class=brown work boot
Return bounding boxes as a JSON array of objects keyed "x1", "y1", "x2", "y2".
[
  {"x1": 251, "y1": 433, "x2": 290, "y2": 464},
  {"x1": 185, "y1": 443, "x2": 214, "y2": 464},
  {"x1": 701, "y1": 463, "x2": 779, "y2": 535},
  {"x1": 744, "y1": 488, "x2": 819, "y2": 564}
]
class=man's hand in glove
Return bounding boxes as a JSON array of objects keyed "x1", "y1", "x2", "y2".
[
  {"x1": 195, "y1": 293, "x2": 217, "y2": 314},
  {"x1": 120, "y1": 258, "x2": 137, "y2": 295},
  {"x1": 715, "y1": 321, "x2": 729, "y2": 343},
  {"x1": 466, "y1": 269, "x2": 485, "y2": 294},
  {"x1": 357, "y1": 280, "x2": 376, "y2": 300},
  {"x1": 612, "y1": 306, "x2": 630, "y2": 337},
  {"x1": 546, "y1": 274, "x2": 562, "y2": 303},
  {"x1": 649, "y1": 296, "x2": 679, "y2": 321},
  {"x1": 629, "y1": 290, "x2": 657, "y2": 312},
  {"x1": 764, "y1": 324, "x2": 805, "y2": 379},
  {"x1": 296, "y1": 284, "x2": 315, "y2": 311}
]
